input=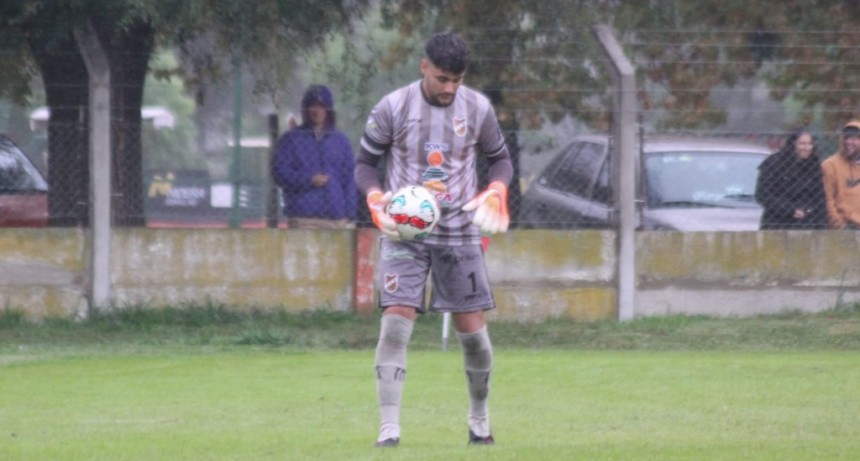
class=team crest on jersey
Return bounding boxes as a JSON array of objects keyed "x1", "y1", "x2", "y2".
[
  {"x1": 366, "y1": 115, "x2": 377, "y2": 130},
  {"x1": 384, "y1": 273, "x2": 399, "y2": 293},
  {"x1": 453, "y1": 117, "x2": 467, "y2": 137}
]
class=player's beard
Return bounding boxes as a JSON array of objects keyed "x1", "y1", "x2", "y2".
[{"x1": 431, "y1": 92, "x2": 455, "y2": 107}]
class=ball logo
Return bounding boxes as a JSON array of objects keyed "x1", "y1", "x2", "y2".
[
  {"x1": 385, "y1": 185, "x2": 441, "y2": 240},
  {"x1": 391, "y1": 212, "x2": 431, "y2": 229}
]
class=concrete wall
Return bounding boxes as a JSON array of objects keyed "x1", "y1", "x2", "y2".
[
  {"x1": 0, "y1": 229, "x2": 87, "y2": 318},
  {"x1": 0, "y1": 228, "x2": 355, "y2": 319},
  {"x1": 111, "y1": 229, "x2": 355, "y2": 313},
  {"x1": 2, "y1": 228, "x2": 860, "y2": 321},
  {"x1": 635, "y1": 230, "x2": 860, "y2": 317},
  {"x1": 484, "y1": 231, "x2": 617, "y2": 322}
]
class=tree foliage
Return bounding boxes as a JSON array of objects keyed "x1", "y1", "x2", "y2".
[
  {"x1": 0, "y1": 0, "x2": 368, "y2": 225},
  {"x1": 4, "y1": 0, "x2": 860, "y2": 226},
  {"x1": 753, "y1": 1, "x2": 860, "y2": 128},
  {"x1": 376, "y1": 0, "x2": 860, "y2": 132},
  {"x1": 378, "y1": 0, "x2": 617, "y2": 130}
]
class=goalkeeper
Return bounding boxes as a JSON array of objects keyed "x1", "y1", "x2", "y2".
[{"x1": 354, "y1": 31, "x2": 513, "y2": 448}]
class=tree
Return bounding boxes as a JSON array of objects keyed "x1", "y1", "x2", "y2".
[
  {"x1": 375, "y1": 0, "x2": 860, "y2": 134},
  {"x1": 17, "y1": 1, "x2": 94, "y2": 226},
  {"x1": 142, "y1": 49, "x2": 198, "y2": 171},
  {"x1": 751, "y1": 1, "x2": 860, "y2": 129},
  {"x1": 377, "y1": 0, "x2": 618, "y2": 131},
  {"x1": 0, "y1": 0, "x2": 367, "y2": 226}
]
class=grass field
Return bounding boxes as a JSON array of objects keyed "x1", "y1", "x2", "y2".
[{"x1": 2, "y1": 305, "x2": 860, "y2": 460}]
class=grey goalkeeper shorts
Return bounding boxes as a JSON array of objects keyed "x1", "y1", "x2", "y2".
[{"x1": 377, "y1": 238, "x2": 495, "y2": 314}]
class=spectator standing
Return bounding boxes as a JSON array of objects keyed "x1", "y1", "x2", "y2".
[
  {"x1": 355, "y1": 31, "x2": 513, "y2": 447},
  {"x1": 755, "y1": 127, "x2": 827, "y2": 229},
  {"x1": 821, "y1": 120, "x2": 860, "y2": 229},
  {"x1": 273, "y1": 85, "x2": 357, "y2": 229}
]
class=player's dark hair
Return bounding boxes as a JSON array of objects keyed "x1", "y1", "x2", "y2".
[{"x1": 424, "y1": 31, "x2": 470, "y2": 75}]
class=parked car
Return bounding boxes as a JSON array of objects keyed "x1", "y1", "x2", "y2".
[
  {"x1": 518, "y1": 135, "x2": 772, "y2": 231},
  {"x1": 0, "y1": 134, "x2": 48, "y2": 227}
]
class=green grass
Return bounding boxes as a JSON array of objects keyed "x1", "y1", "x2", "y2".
[
  {"x1": 1, "y1": 305, "x2": 860, "y2": 460},
  {"x1": 3, "y1": 302, "x2": 860, "y2": 353}
]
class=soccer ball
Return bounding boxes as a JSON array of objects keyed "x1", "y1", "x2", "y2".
[{"x1": 386, "y1": 185, "x2": 441, "y2": 240}]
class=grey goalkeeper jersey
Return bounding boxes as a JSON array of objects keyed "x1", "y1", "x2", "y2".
[{"x1": 360, "y1": 80, "x2": 509, "y2": 246}]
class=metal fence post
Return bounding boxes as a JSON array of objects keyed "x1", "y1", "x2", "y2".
[
  {"x1": 75, "y1": 23, "x2": 111, "y2": 312},
  {"x1": 230, "y1": 52, "x2": 243, "y2": 229},
  {"x1": 267, "y1": 114, "x2": 280, "y2": 228},
  {"x1": 593, "y1": 25, "x2": 637, "y2": 322}
]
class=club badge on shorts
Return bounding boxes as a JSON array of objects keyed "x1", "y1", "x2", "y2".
[
  {"x1": 453, "y1": 117, "x2": 467, "y2": 137},
  {"x1": 384, "y1": 273, "x2": 399, "y2": 293}
]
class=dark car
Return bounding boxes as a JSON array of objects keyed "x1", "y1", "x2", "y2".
[
  {"x1": 518, "y1": 135, "x2": 771, "y2": 231},
  {"x1": 0, "y1": 135, "x2": 48, "y2": 227}
]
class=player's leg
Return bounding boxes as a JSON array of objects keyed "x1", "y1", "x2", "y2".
[
  {"x1": 374, "y1": 240, "x2": 430, "y2": 447},
  {"x1": 374, "y1": 307, "x2": 416, "y2": 447},
  {"x1": 429, "y1": 243, "x2": 496, "y2": 444},
  {"x1": 454, "y1": 311, "x2": 494, "y2": 445}
]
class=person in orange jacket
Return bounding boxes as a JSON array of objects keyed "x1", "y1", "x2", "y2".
[{"x1": 822, "y1": 120, "x2": 860, "y2": 229}]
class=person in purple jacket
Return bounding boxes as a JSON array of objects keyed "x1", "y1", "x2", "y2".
[{"x1": 273, "y1": 85, "x2": 357, "y2": 229}]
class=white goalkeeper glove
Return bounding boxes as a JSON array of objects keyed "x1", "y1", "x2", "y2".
[
  {"x1": 366, "y1": 189, "x2": 400, "y2": 239},
  {"x1": 461, "y1": 181, "x2": 510, "y2": 234}
]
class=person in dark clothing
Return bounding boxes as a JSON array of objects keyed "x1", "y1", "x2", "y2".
[
  {"x1": 273, "y1": 85, "x2": 357, "y2": 229},
  {"x1": 755, "y1": 128, "x2": 828, "y2": 229}
]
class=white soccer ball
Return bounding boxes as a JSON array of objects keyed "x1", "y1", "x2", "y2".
[{"x1": 385, "y1": 185, "x2": 441, "y2": 240}]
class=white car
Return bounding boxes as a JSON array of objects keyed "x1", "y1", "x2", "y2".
[{"x1": 518, "y1": 135, "x2": 772, "y2": 231}]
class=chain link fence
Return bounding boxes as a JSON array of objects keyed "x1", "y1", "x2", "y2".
[
  {"x1": 515, "y1": 128, "x2": 845, "y2": 231},
  {"x1": 2, "y1": 109, "x2": 283, "y2": 228},
  {"x1": 6, "y1": 116, "x2": 840, "y2": 232},
  {"x1": 0, "y1": 24, "x2": 856, "y2": 232}
]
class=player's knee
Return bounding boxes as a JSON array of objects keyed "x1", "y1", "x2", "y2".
[
  {"x1": 382, "y1": 305, "x2": 419, "y2": 321},
  {"x1": 379, "y1": 314, "x2": 414, "y2": 348},
  {"x1": 457, "y1": 326, "x2": 490, "y2": 351}
]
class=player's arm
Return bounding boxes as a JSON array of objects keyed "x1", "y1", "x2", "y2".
[
  {"x1": 462, "y1": 111, "x2": 514, "y2": 234},
  {"x1": 355, "y1": 96, "x2": 405, "y2": 237},
  {"x1": 355, "y1": 148, "x2": 382, "y2": 195},
  {"x1": 356, "y1": 147, "x2": 399, "y2": 238},
  {"x1": 339, "y1": 136, "x2": 358, "y2": 221}
]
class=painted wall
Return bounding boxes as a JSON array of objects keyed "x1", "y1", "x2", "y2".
[
  {"x1": 0, "y1": 229, "x2": 87, "y2": 318},
  {"x1": 2, "y1": 228, "x2": 859, "y2": 321}
]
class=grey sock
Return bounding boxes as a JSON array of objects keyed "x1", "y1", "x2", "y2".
[
  {"x1": 374, "y1": 314, "x2": 414, "y2": 440},
  {"x1": 457, "y1": 325, "x2": 493, "y2": 436}
]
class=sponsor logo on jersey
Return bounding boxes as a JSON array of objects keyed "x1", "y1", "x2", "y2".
[
  {"x1": 421, "y1": 148, "x2": 451, "y2": 207},
  {"x1": 424, "y1": 142, "x2": 450, "y2": 152},
  {"x1": 384, "y1": 273, "x2": 399, "y2": 293},
  {"x1": 453, "y1": 117, "x2": 467, "y2": 137},
  {"x1": 366, "y1": 116, "x2": 377, "y2": 130}
]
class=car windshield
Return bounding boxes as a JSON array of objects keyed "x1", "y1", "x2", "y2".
[
  {"x1": 0, "y1": 138, "x2": 48, "y2": 192},
  {"x1": 645, "y1": 151, "x2": 765, "y2": 208}
]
